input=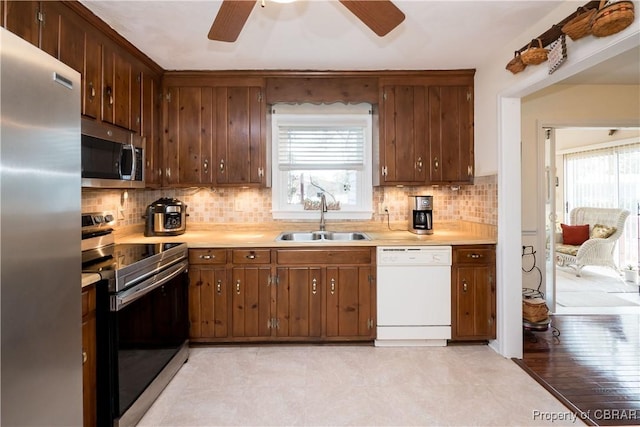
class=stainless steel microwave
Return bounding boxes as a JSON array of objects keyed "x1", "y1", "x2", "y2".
[{"x1": 81, "y1": 119, "x2": 144, "y2": 188}]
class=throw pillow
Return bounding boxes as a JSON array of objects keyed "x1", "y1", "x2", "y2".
[
  {"x1": 560, "y1": 223, "x2": 590, "y2": 245},
  {"x1": 591, "y1": 224, "x2": 616, "y2": 239}
]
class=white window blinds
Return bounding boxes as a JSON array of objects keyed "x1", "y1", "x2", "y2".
[{"x1": 277, "y1": 125, "x2": 366, "y2": 170}]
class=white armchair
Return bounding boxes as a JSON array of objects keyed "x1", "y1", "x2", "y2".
[{"x1": 555, "y1": 207, "x2": 630, "y2": 276}]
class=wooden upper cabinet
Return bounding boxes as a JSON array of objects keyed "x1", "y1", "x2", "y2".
[
  {"x1": 164, "y1": 86, "x2": 214, "y2": 186},
  {"x1": 83, "y1": 30, "x2": 102, "y2": 119},
  {"x1": 142, "y1": 72, "x2": 162, "y2": 187},
  {"x1": 215, "y1": 86, "x2": 265, "y2": 186},
  {"x1": 113, "y1": 49, "x2": 131, "y2": 129},
  {"x1": 379, "y1": 85, "x2": 427, "y2": 185},
  {"x1": 130, "y1": 65, "x2": 142, "y2": 135},
  {"x1": 4, "y1": 1, "x2": 40, "y2": 47},
  {"x1": 58, "y1": 8, "x2": 84, "y2": 74},
  {"x1": 428, "y1": 86, "x2": 474, "y2": 184}
]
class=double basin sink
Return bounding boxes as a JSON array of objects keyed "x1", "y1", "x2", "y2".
[{"x1": 275, "y1": 231, "x2": 370, "y2": 242}]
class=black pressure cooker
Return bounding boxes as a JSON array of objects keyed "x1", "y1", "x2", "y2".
[{"x1": 144, "y1": 197, "x2": 187, "y2": 236}]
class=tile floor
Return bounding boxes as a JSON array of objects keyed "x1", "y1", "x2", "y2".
[{"x1": 138, "y1": 345, "x2": 582, "y2": 426}]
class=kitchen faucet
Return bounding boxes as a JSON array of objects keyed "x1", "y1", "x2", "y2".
[{"x1": 319, "y1": 193, "x2": 328, "y2": 231}]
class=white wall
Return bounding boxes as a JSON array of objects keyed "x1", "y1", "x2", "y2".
[
  {"x1": 521, "y1": 84, "x2": 640, "y2": 232},
  {"x1": 473, "y1": 0, "x2": 640, "y2": 358}
]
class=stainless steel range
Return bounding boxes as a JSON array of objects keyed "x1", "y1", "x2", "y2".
[{"x1": 81, "y1": 213, "x2": 189, "y2": 427}]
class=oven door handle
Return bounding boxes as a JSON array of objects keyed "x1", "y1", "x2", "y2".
[{"x1": 113, "y1": 260, "x2": 188, "y2": 311}]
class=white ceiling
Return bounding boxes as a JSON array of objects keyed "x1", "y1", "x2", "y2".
[
  {"x1": 79, "y1": 0, "x2": 639, "y2": 82},
  {"x1": 80, "y1": 0, "x2": 565, "y2": 71}
]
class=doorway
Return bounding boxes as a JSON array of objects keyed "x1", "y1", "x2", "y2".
[{"x1": 541, "y1": 126, "x2": 640, "y2": 314}]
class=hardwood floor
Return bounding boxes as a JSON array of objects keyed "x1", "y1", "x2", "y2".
[{"x1": 516, "y1": 315, "x2": 640, "y2": 426}]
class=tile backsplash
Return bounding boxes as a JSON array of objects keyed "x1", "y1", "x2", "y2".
[{"x1": 82, "y1": 174, "x2": 497, "y2": 229}]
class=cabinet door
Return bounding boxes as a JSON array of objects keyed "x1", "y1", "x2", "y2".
[
  {"x1": 428, "y1": 86, "x2": 474, "y2": 184},
  {"x1": 165, "y1": 86, "x2": 214, "y2": 186},
  {"x1": 83, "y1": 30, "x2": 101, "y2": 119},
  {"x1": 130, "y1": 66, "x2": 142, "y2": 135},
  {"x1": 102, "y1": 43, "x2": 115, "y2": 124},
  {"x1": 39, "y1": 1, "x2": 62, "y2": 59},
  {"x1": 4, "y1": 1, "x2": 39, "y2": 47},
  {"x1": 325, "y1": 266, "x2": 375, "y2": 339},
  {"x1": 216, "y1": 86, "x2": 265, "y2": 186},
  {"x1": 379, "y1": 85, "x2": 427, "y2": 184},
  {"x1": 113, "y1": 50, "x2": 131, "y2": 129},
  {"x1": 231, "y1": 267, "x2": 271, "y2": 338},
  {"x1": 189, "y1": 266, "x2": 228, "y2": 339},
  {"x1": 275, "y1": 267, "x2": 322, "y2": 338},
  {"x1": 452, "y1": 265, "x2": 495, "y2": 340},
  {"x1": 58, "y1": 8, "x2": 84, "y2": 75},
  {"x1": 142, "y1": 72, "x2": 162, "y2": 187},
  {"x1": 81, "y1": 285, "x2": 97, "y2": 427}
]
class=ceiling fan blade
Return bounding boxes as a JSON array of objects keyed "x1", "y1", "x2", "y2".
[
  {"x1": 208, "y1": 0, "x2": 257, "y2": 42},
  {"x1": 339, "y1": 0, "x2": 405, "y2": 37}
]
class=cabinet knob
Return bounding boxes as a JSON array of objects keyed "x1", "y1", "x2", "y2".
[
  {"x1": 236, "y1": 280, "x2": 241, "y2": 295},
  {"x1": 105, "y1": 86, "x2": 113, "y2": 106},
  {"x1": 82, "y1": 350, "x2": 87, "y2": 364},
  {"x1": 219, "y1": 159, "x2": 225, "y2": 173},
  {"x1": 203, "y1": 159, "x2": 209, "y2": 173},
  {"x1": 88, "y1": 81, "x2": 96, "y2": 99},
  {"x1": 416, "y1": 156, "x2": 423, "y2": 171},
  {"x1": 216, "y1": 279, "x2": 222, "y2": 294},
  {"x1": 433, "y1": 157, "x2": 439, "y2": 171},
  {"x1": 462, "y1": 280, "x2": 468, "y2": 292}
]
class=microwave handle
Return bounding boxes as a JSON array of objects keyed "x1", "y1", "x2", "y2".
[{"x1": 121, "y1": 144, "x2": 135, "y2": 179}]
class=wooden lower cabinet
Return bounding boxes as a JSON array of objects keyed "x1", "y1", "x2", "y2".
[
  {"x1": 81, "y1": 284, "x2": 97, "y2": 427},
  {"x1": 188, "y1": 247, "x2": 376, "y2": 342},
  {"x1": 275, "y1": 266, "x2": 323, "y2": 338},
  {"x1": 451, "y1": 245, "x2": 496, "y2": 341},
  {"x1": 231, "y1": 266, "x2": 272, "y2": 338},
  {"x1": 325, "y1": 265, "x2": 376, "y2": 340}
]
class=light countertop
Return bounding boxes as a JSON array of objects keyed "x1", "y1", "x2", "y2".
[{"x1": 115, "y1": 220, "x2": 497, "y2": 248}]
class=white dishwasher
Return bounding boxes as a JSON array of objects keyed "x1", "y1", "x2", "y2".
[{"x1": 375, "y1": 246, "x2": 452, "y2": 347}]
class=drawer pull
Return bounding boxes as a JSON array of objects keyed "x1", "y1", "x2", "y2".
[
  {"x1": 216, "y1": 280, "x2": 222, "y2": 294},
  {"x1": 312, "y1": 278, "x2": 317, "y2": 295},
  {"x1": 200, "y1": 254, "x2": 214, "y2": 260},
  {"x1": 433, "y1": 157, "x2": 439, "y2": 170},
  {"x1": 330, "y1": 278, "x2": 336, "y2": 295},
  {"x1": 82, "y1": 350, "x2": 87, "y2": 364},
  {"x1": 245, "y1": 253, "x2": 256, "y2": 260},
  {"x1": 467, "y1": 253, "x2": 482, "y2": 259},
  {"x1": 236, "y1": 280, "x2": 241, "y2": 295},
  {"x1": 462, "y1": 280, "x2": 468, "y2": 292}
]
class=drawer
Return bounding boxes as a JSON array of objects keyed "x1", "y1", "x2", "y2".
[
  {"x1": 453, "y1": 245, "x2": 495, "y2": 264},
  {"x1": 189, "y1": 248, "x2": 227, "y2": 265},
  {"x1": 277, "y1": 248, "x2": 372, "y2": 265},
  {"x1": 232, "y1": 249, "x2": 271, "y2": 264}
]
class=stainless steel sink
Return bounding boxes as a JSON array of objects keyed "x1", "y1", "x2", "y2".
[{"x1": 275, "y1": 231, "x2": 370, "y2": 242}]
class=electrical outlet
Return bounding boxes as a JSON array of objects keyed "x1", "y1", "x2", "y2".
[{"x1": 377, "y1": 202, "x2": 389, "y2": 214}]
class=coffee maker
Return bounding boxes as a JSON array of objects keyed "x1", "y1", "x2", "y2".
[{"x1": 409, "y1": 195, "x2": 433, "y2": 235}]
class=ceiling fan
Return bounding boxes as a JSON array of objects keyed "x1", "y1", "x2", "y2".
[{"x1": 208, "y1": 0, "x2": 406, "y2": 42}]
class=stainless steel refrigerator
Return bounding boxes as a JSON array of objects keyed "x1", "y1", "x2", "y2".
[{"x1": 1, "y1": 27, "x2": 82, "y2": 425}]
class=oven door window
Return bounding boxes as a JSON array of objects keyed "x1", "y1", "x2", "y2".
[{"x1": 111, "y1": 273, "x2": 188, "y2": 416}]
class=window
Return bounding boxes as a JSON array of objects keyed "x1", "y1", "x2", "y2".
[
  {"x1": 564, "y1": 142, "x2": 640, "y2": 266},
  {"x1": 271, "y1": 103, "x2": 373, "y2": 220}
]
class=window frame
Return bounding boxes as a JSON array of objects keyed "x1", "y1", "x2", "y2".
[{"x1": 270, "y1": 103, "x2": 373, "y2": 220}]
